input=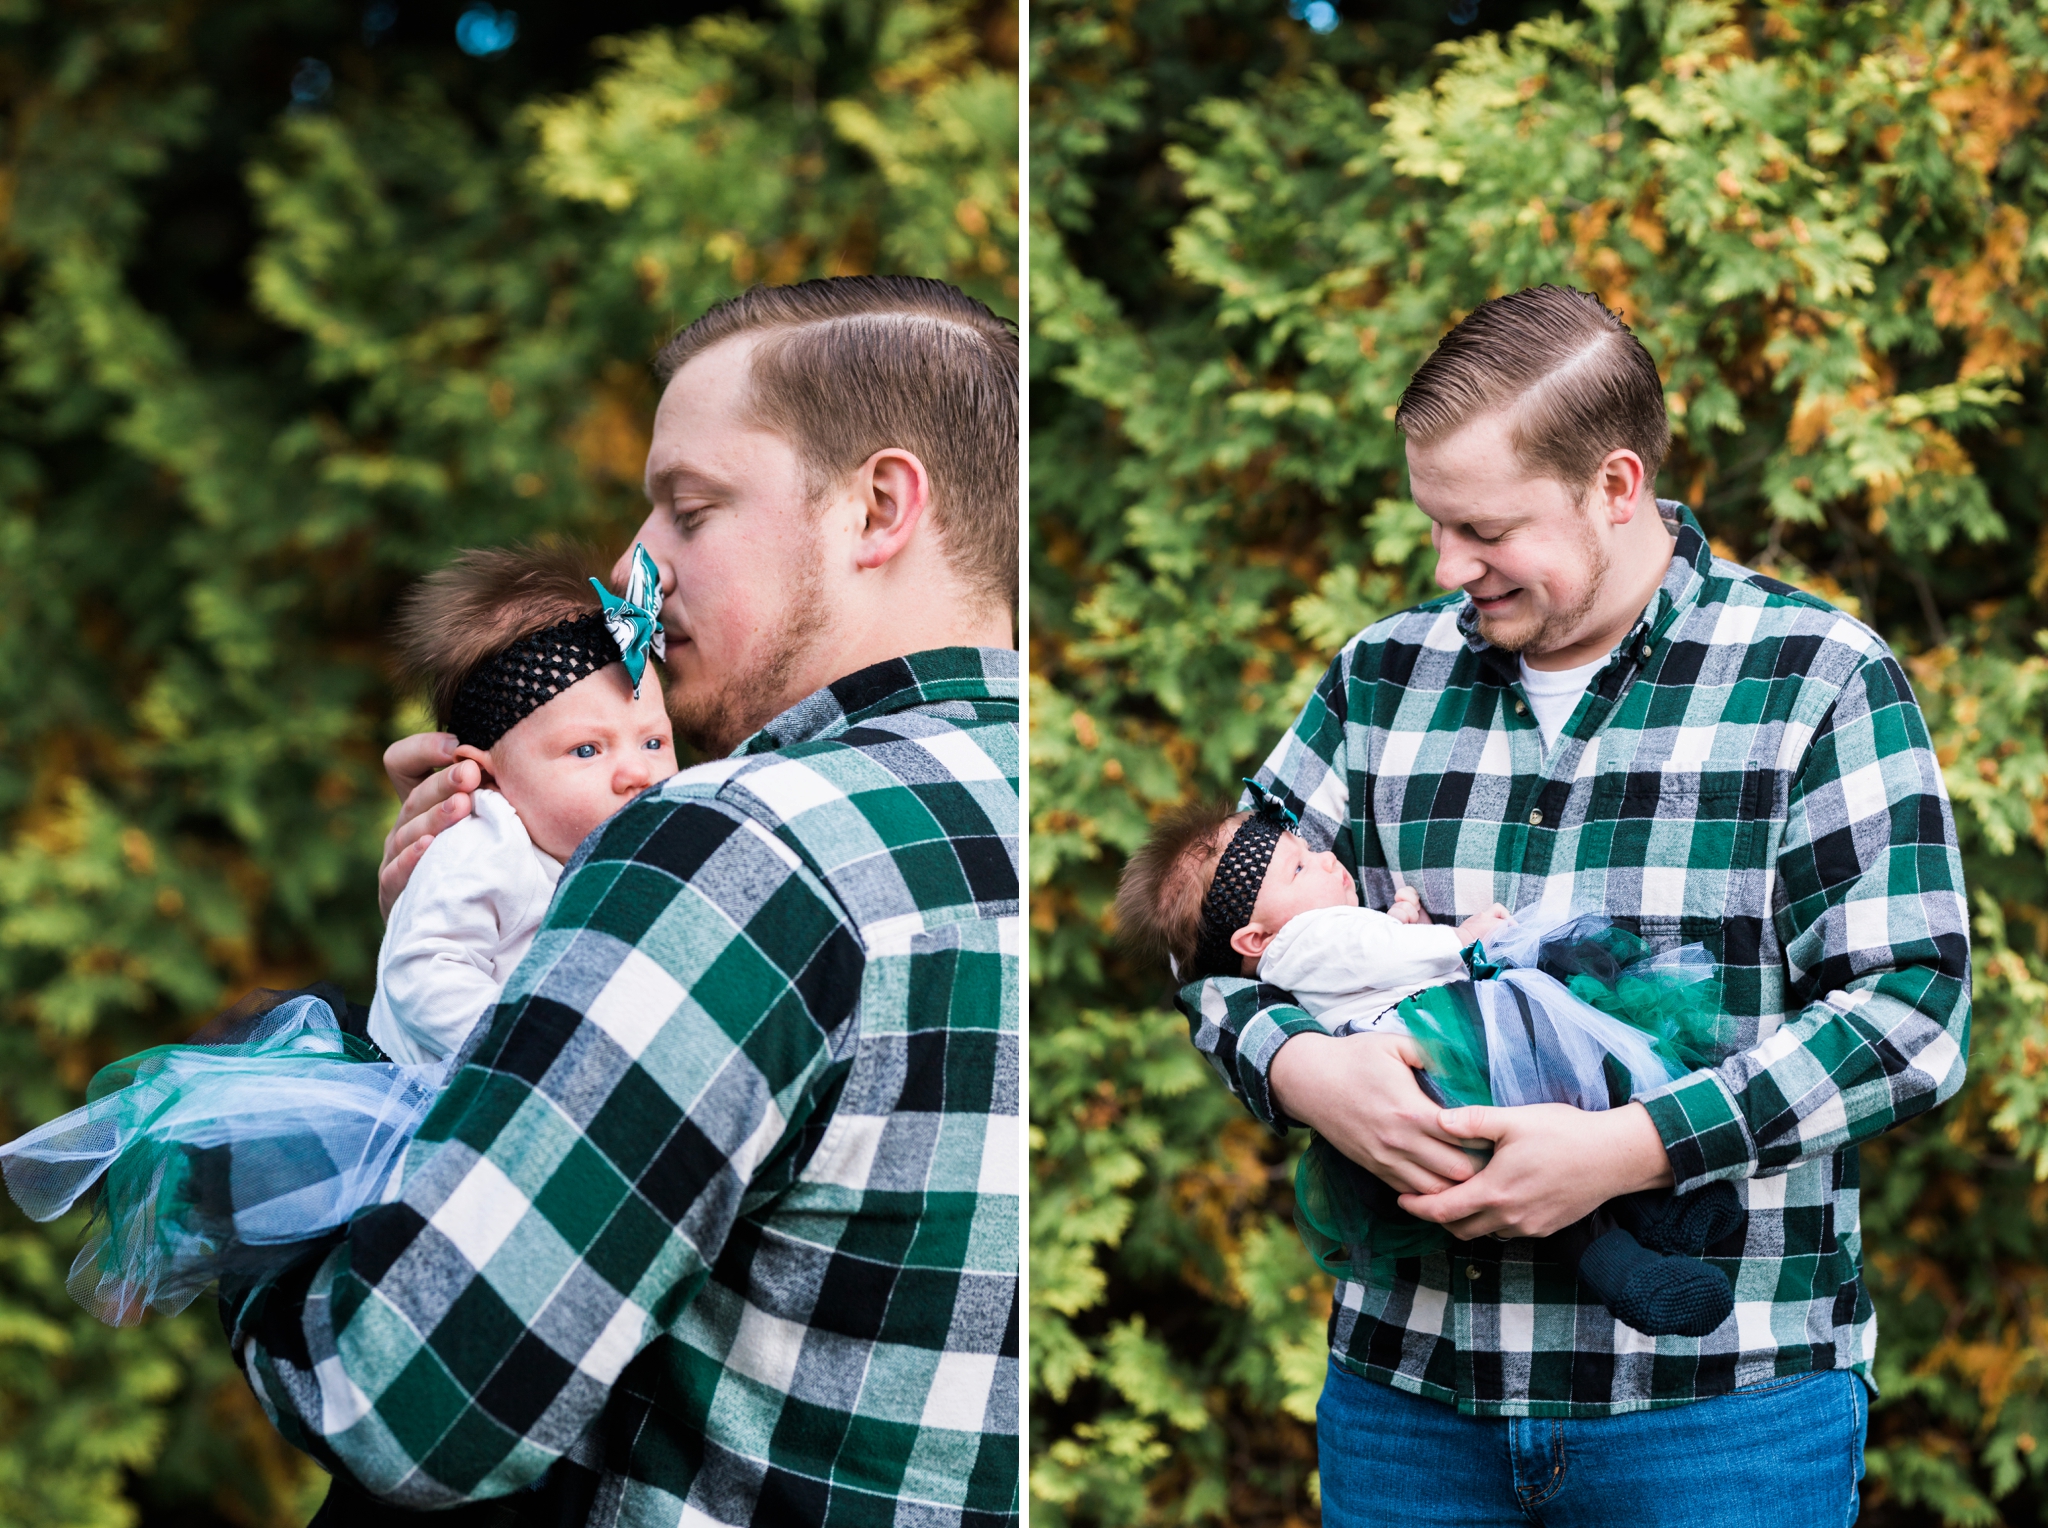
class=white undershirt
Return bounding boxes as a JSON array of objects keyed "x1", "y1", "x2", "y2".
[{"x1": 1518, "y1": 653, "x2": 1609, "y2": 750}]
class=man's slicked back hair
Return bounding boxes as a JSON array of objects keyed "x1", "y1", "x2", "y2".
[
  {"x1": 654, "y1": 276, "x2": 1019, "y2": 614},
  {"x1": 1395, "y1": 285, "x2": 1670, "y2": 492}
]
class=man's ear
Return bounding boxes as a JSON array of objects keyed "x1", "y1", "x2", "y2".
[
  {"x1": 1229, "y1": 923, "x2": 1274, "y2": 963},
  {"x1": 853, "y1": 447, "x2": 932, "y2": 571},
  {"x1": 1594, "y1": 447, "x2": 1649, "y2": 524}
]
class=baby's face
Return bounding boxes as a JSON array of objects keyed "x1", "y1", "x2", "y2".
[
  {"x1": 1246, "y1": 829, "x2": 1357, "y2": 933},
  {"x1": 464, "y1": 663, "x2": 679, "y2": 861}
]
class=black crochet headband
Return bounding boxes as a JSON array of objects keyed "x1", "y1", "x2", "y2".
[
  {"x1": 1189, "y1": 785, "x2": 1298, "y2": 980},
  {"x1": 447, "y1": 612, "x2": 620, "y2": 750}
]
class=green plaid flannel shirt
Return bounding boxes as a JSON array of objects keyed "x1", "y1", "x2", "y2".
[
  {"x1": 1185, "y1": 509, "x2": 1970, "y2": 1417},
  {"x1": 228, "y1": 648, "x2": 1019, "y2": 1523}
]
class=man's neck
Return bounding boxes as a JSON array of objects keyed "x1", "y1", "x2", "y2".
[{"x1": 756, "y1": 596, "x2": 1012, "y2": 736}]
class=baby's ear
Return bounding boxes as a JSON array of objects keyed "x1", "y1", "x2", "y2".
[
  {"x1": 450, "y1": 743, "x2": 497, "y2": 787},
  {"x1": 1229, "y1": 924, "x2": 1272, "y2": 964}
]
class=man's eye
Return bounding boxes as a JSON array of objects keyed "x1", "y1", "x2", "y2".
[
  {"x1": 573, "y1": 744, "x2": 598, "y2": 759},
  {"x1": 672, "y1": 507, "x2": 709, "y2": 534}
]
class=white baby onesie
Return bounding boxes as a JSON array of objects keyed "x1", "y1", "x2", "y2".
[
  {"x1": 1256, "y1": 904, "x2": 1468, "y2": 1035},
  {"x1": 367, "y1": 788, "x2": 563, "y2": 1067}
]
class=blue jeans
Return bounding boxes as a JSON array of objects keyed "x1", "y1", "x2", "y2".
[{"x1": 1317, "y1": 1361, "x2": 1867, "y2": 1527}]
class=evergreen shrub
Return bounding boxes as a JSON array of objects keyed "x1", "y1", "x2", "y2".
[
  {"x1": 0, "y1": 1, "x2": 1015, "y2": 1521},
  {"x1": 1029, "y1": 2, "x2": 2048, "y2": 1523}
]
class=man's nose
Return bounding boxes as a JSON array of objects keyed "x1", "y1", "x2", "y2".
[
  {"x1": 615, "y1": 514, "x2": 679, "y2": 606},
  {"x1": 1432, "y1": 531, "x2": 1483, "y2": 592}
]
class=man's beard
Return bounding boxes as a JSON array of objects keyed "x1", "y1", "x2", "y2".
[
  {"x1": 666, "y1": 544, "x2": 829, "y2": 756},
  {"x1": 1473, "y1": 508, "x2": 1609, "y2": 656}
]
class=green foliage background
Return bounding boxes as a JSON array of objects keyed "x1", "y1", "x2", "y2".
[
  {"x1": 1027, "y1": 1, "x2": 2048, "y2": 1523},
  {"x1": 0, "y1": 1, "x2": 1016, "y2": 1522}
]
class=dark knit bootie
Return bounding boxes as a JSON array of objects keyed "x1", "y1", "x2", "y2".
[
  {"x1": 1549, "y1": 1210, "x2": 1734, "y2": 1338},
  {"x1": 1610, "y1": 1181, "x2": 1745, "y2": 1257}
]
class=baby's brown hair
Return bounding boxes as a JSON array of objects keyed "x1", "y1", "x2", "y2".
[
  {"x1": 392, "y1": 543, "x2": 613, "y2": 731},
  {"x1": 1114, "y1": 801, "x2": 1251, "y2": 977}
]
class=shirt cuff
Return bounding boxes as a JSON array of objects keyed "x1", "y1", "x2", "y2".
[
  {"x1": 1640, "y1": 1068, "x2": 1758, "y2": 1194},
  {"x1": 1238, "y1": 1006, "x2": 1329, "y2": 1134}
]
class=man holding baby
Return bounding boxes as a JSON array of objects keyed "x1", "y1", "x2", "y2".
[
  {"x1": 222, "y1": 276, "x2": 1020, "y2": 1528},
  {"x1": 1185, "y1": 286, "x2": 1968, "y2": 1524}
]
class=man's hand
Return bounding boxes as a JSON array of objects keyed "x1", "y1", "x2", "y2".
[
  {"x1": 1397, "y1": 1101, "x2": 1676, "y2": 1240},
  {"x1": 1268, "y1": 1032, "x2": 1482, "y2": 1195},
  {"x1": 378, "y1": 733, "x2": 479, "y2": 919}
]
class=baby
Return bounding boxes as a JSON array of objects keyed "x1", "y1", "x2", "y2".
[
  {"x1": 1117, "y1": 793, "x2": 1742, "y2": 1339},
  {"x1": 0, "y1": 540, "x2": 681, "y2": 1325},
  {"x1": 370, "y1": 542, "x2": 678, "y2": 1065}
]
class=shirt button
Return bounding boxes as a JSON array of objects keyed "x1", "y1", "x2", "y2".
[
  {"x1": 1466, "y1": 1265, "x2": 1481, "y2": 1281},
  {"x1": 1528, "y1": 808, "x2": 1543, "y2": 826},
  {"x1": 1639, "y1": 644, "x2": 1652, "y2": 660},
  {"x1": 1514, "y1": 700, "x2": 1527, "y2": 715}
]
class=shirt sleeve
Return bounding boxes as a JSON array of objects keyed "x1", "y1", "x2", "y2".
[
  {"x1": 1178, "y1": 652, "x2": 1362, "y2": 1132},
  {"x1": 1640, "y1": 651, "x2": 1973, "y2": 1193},
  {"x1": 224, "y1": 794, "x2": 864, "y2": 1507}
]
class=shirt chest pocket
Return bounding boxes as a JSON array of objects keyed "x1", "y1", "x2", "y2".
[{"x1": 1581, "y1": 768, "x2": 1779, "y2": 936}]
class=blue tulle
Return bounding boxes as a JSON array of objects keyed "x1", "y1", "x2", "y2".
[
  {"x1": 1294, "y1": 913, "x2": 1732, "y2": 1282},
  {"x1": 0, "y1": 991, "x2": 444, "y2": 1325}
]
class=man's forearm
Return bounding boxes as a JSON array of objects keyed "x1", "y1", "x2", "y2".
[{"x1": 1599, "y1": 1099, "x2": 1676, "y2": 1193}]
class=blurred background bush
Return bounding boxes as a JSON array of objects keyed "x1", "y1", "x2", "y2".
[
  {"x1": 1028, "y1": 1, "x2": 2048, "y2": 1523},
  {"x1": 0, "y1": 0, "x2": 1014, "y2": 1521}
]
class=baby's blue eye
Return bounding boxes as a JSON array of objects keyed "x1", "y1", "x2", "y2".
[
  {"x1": 645, "y1": 737, "x2": 665, "y2": 752},
  {"x1": 573, "y1": 744, "x2": 597, "y2": 759}
]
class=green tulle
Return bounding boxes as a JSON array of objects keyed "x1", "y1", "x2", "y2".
[
  {"x1": 1290, "y1": 919, "x2": 1730, "y2": 1286},
  {"x1": 1293, "y1": 1135, "x2": 1449, "y2": 1281},
  {"x1": 1396, "y1": 979, "x2": 1496, "y2": 1109},
  {"x1": 1293, "y1": 977, "x2": 1489, "y2": 1280},
  {"x1": 0, "y1": 991, "x2": 438, "y2": 1324},
  {"x1": 83, "y1": 1026, "x2": 385, "y2": 1104},
  {"x1": 1555, "y1": 936, "x2": 1730, "y2": 1075}
]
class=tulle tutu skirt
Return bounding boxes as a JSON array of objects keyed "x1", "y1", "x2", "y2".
[
  {"x1": 1293, "y1": 914, "x2": 1732, "y2": 1282},
  {"x1": 0, "y1": 988, "x2": 444, "y2": 1325}
]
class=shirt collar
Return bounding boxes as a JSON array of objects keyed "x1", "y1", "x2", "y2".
[{"x1": 735, "y1": 646, "x2": 1020, "y2": 756}]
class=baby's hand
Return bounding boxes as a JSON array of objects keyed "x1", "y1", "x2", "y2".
[
  {"x1": 1387, "y1": 886, "x2": 1427, "y2": 925},
  {"x1": 1457, "y1": 903, "x2": 1513, "y2": 946}
]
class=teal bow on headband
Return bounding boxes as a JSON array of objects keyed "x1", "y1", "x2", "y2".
[
  {"x1": 1240, "y1": 777, "x2": 1300, "y2": 828},
  {"x1": 590, "y1": 544, "x2": 667, "y2": 698}
]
